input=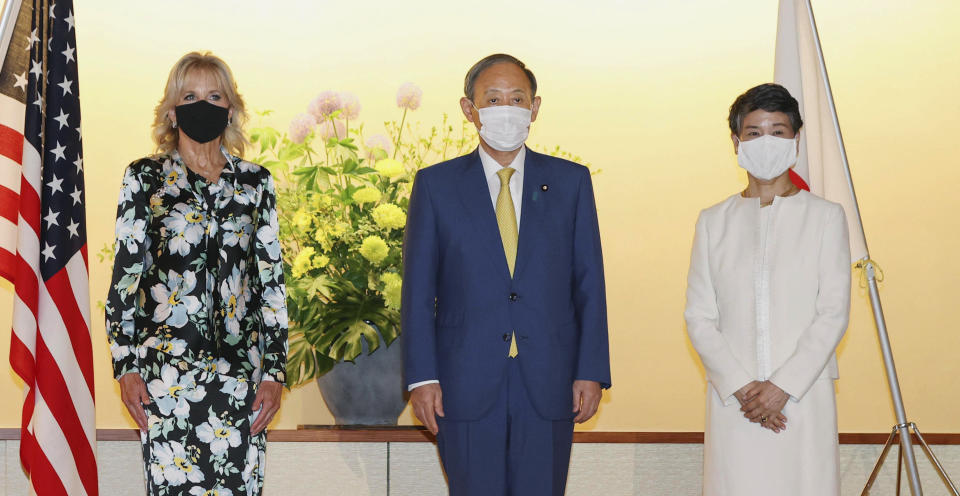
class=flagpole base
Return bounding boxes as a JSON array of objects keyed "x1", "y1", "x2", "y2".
[{"x1": 861, "y1": 422, "x2": 959, "y2": 496}]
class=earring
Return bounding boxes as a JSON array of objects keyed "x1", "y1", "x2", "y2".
[
  {"x1": 228, "y1": 117, "x2": 233, "y2": 125},
  {"x1": 172, "y1": 121, "x2": 177, "y2": 129}
]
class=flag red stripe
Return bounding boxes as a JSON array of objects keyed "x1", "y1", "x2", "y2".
[
  {"x1": 0, "y1": 247, "x2": 15, "y2": 283},
  {"x1": 0, "y1": 183, "x2": 16, "y2": 223},
  {"x1": 45, "y1": 268, "x2": 95, "y2": 394},
  {"x1": 18, "y1": 174, "x2": 40, "y2": 237},
  {"x1": 9, "y1": 331, "x2": 35, "y2": 390},
  {"x1": 0, "y1": 123, "x2": 24, "y2": 164},
  {"x1": 35, "y1": 337, "x2": 98, "y2": 495},
  {"x1": 19, "y1": 431, "x2": 69, "y2": 496}
]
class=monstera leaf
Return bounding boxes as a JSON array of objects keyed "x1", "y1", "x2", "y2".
[{"x1": 284, "y1": 279, "x2": 400, "y2": 387}]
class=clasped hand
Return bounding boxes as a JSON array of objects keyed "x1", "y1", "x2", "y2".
[{"x1": 734, "y1": 380, "x2": 789, "y2": 434}]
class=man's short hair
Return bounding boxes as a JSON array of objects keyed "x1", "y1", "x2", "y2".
[
  {"x1": 464, "y1": 54, "x2": 537, "y2": 101},
  {"x1": 728, "y1": 83, "x2": 803, "y2": 136}
]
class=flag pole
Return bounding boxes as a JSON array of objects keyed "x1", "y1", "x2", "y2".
[
  {"x1": 0, "y1": 0, "x2": 22, "y2": 64},
  {"x1": 802, "y1": 1, "x2": 958, "y2": 495}
]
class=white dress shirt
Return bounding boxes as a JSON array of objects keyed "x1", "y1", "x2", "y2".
[{"x1": 407, "y1": 145, "x2": 526, "y2": 391}]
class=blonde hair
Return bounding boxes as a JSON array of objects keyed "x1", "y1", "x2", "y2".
[{"x1": 152, "y1": 51, "x2": 250, "y2": 157}]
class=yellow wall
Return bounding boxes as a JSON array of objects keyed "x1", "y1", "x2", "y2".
[{"x1": 1, "y1": 0, "x2": 959, "y2": 433}]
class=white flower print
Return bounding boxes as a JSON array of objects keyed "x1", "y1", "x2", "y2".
[
  {"x1": 219, "y1": 376, "x2": 249, "y2": 401},
  {"x1": 242, "y1": 442, "x2": 265, "y2": 493},
  {"x1": 255, "y1": 208, "x2": 282, "y2": 260},
  {"x1": 150, "y1": 440, "x2": 205, "y2": 487},
  {"x1": 147, "y1": 364, "x2": 207, "y2": 417},
  {"x1": 119, "y1": 168, "x2": 141, "y2": 203},
  {"x1": 220, "y1": 267, "x2": 250, "y2": 336},
  {"x1": 150, "y1": 270, "x2": 202, "y2": 328},
  {"x1": 143, "y1": 335, "x2": 188, "y2": 356},
  {"x1": 222, "y1": 214, "x2": 254, "y2": 250},
  {"x1": 163, "y1": 202, "x2": 207, "y2": 256},
  {"x1": 189, "y1": 485, "x2": 234, "y2": 496},
  {"x1": 196, "y1": 416, "x2": 243, "y2": 455},
  {"x1": 115, "y1": 215, "x2": 146, "y2": 254},
  {"x1": 260, "y1": 286, "x2": 288, "y2": 329}
]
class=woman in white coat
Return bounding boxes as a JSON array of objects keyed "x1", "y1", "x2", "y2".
[{"x1": 684, "y1": 83, "x2": 850, "y2": 496}]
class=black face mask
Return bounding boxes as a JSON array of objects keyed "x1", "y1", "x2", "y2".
[{"x1": 175, "y1": 100, "x2": 229, "y2": 143}]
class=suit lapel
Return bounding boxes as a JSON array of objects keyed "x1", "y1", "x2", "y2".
[
  {"x1": 513, "y1": 150, "x2": 544, "y2": 279},
  {"x1": 456, "y1": 149, "x2": 512, "y2": 283}
]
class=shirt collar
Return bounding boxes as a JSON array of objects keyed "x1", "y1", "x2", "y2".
[{"x1": 478, "y1": 144, "x2": 525, "y2": 182}]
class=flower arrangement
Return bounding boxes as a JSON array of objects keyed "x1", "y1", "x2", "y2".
[
  {"x1": 249, "y1": 84, "x2": 593, "y2": 388},
  {"x1": 249, "y1": 83, "x2": 477, "y2": 387}
]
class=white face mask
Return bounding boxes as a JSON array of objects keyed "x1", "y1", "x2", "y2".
[
  {"x1": 736, "y1": 134, "x2": 799, "y2": 180},
  {"x1": 474, "y1": 105, "x2": 532, "y2": 152}
]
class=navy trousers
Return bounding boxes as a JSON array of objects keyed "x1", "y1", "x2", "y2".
[{"x1": 436, "y1": 359, "x2": 575, "y2": 496}]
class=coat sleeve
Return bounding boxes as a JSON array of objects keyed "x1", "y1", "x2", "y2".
[
  {"x1": 684, "y1": 211, "x2": 754, "y2": 402},
  {"x1": 254, "y1": 171, "x2": 289, "y2": 384},
  {"x1": 572, "y1": 167, "x2": 611, "y2": 388},
  {"x1": 401, "y1": 169, "x2": 440, "y2": 387},
  {"x1": 769, "y1": 204, "x2": 850, "y2": 399},
  {"x1": 104, "y1": 161, "x2": 152, "y2": 379}
]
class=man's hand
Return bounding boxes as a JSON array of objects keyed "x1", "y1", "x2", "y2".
[
  {"x1": 250, "y1": 380, "x2": 283, "y2": 435},
  {"x1": 572, "y1": 380, "x2": 602, "y2": 424},
  {"x1": 410, "y1": 383, "x2": 444, "y2": 435},
  {"x1": 740, "y1": 381, "x2": 789, "y2": 433},
  {"x1": 118, "y1": 372, "x2": 150, "y2": 432}
]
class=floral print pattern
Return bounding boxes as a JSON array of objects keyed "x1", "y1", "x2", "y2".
[{"x1": 106, "y1": 149, "x2": 287, "y2": 495}]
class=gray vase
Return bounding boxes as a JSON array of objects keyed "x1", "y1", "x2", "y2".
[{"x1": 315, "y1": 326, "x2": 409, "y2": 425}]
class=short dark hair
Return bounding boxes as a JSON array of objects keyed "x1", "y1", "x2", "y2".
[
  {"x1": 728, "y1": 83, "x2": 803, "y2": 136},
  {"x1": 464, "y1": 54, "x2": 537, "y2": 101}
]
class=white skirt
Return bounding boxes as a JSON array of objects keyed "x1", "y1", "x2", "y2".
[{"x1": 703, "y1": 379, "x2": 840, "y2": 496}]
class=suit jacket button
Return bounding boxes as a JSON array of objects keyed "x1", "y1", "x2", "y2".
[
  {"x1": 502, "y1": 333, "x2": 511, "y2": 342},
  {"x1": 509, "y1": 293, "x2": 518, "y2": 302}
]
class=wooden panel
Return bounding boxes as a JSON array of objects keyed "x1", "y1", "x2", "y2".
[{"x1": 0, "y1": 427, "x2": 957, "y2": 444}]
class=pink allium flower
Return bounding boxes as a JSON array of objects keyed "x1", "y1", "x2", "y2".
[
  {"x1": 308, "y1": 90, "x2": 342, "y2": 120},
  {"x1": 288, "y1": 113, "x2": 317, "y2": 144},
  {"x1": 364, "y1": 133, "x2": 393, "y2": 160},
  {"x1": 396, "y1": 82, "x2": 422, "y2": 111},
  {"x1": 317, "y1": 119, "x2": 347, "y2": 140},
  {"x1": 339, "y1": 92, "x2": 361, "y2": 120}
]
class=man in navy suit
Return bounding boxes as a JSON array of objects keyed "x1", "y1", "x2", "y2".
[{"x1": 402, "y1": 53, "x2": 611, "y2": 496}]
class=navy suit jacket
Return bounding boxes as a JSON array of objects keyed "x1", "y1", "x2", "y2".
[{"x1": 401, "y1": 148, "x2": 610, "y2": 421}]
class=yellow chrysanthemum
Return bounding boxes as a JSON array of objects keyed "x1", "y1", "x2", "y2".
[
  {"x1": 292, "y1": 246, "x2": 316, "y2": 278},
  {"x1": 293, "y1": 209, "x2": 312, "y2": 231},
  {"x1": 329, "y1": 222, "x2": 350, "y2": 239},
  {"x1": 380, "y1": 273, "x2": 402, "y2": 310},
  {"x1": 313, "y1": 254, "x2": 330, "y2": 269},
  {"x1": 312, "y1": 226, "x2": 333, "y2": 251},
  {"x1": 359, "y1": 236, "x2": 389, "y2": 264},
  {"x1": 353, "y1": 187, "x2": 382, "y2": 205},
  {"x1": 374, "y1": 158, "x2": 405, "y2": 178},
  {"x1": 371, "y1": 204, "x2": 406, "y2": 230}
]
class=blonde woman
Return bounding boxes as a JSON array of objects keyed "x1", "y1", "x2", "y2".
[
  {"x1": 105, "y1": 51, "x2": 288, "y2": 495},
  {"x1": 685, "y1": 83, "x2": 850, "y2": 495}
]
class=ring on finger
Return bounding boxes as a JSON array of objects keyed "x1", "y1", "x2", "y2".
[{"x1": 760, "y1": 416, "x2": 767, "y2": 424}]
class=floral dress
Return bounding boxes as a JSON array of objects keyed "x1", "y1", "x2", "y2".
[{"x1": 105, "y1": 148, "x2": 288, "y2": 496}]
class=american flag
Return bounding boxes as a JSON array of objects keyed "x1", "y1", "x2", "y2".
[{"x1": 0, "y1": 0, "x2": 98, "y2": 494}]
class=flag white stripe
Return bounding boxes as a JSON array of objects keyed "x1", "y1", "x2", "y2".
[
  {"x1": 12, "y1": 294, "x2": 37, "y2": 354},
  {"x1": 0, "y1": 216, "x2": 15, "y2": 250},
  {"x1": 0, "y1": 93, "x2": 24, "y2": 131},
  {"x1": 20, "y1": 140, "x2": 40, "y2": 194},
  {"x1": 0, "y1": 153, "x2": 19, "y2": 192},
  {"x1": 65, "y1": 250, "x2": 91, "y2": 332},
  {"x1": 38, "y1": 277, "x2": 97, "y2": 451},
  {"x1": 32, "y1": 392, "x2": 88, "y2": 496}
]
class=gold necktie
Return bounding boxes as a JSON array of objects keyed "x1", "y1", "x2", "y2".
[{"x1": 495, "y1": 168, "x2": 519, "y2": 358}]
